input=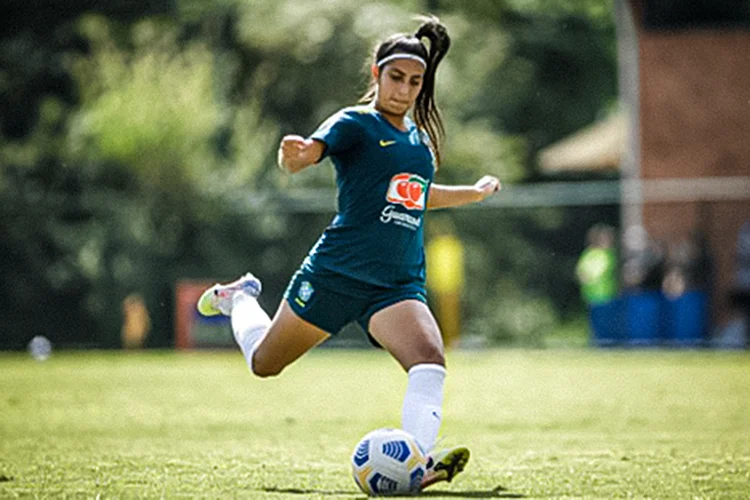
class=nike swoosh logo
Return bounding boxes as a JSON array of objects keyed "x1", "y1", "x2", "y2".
[{"x1": 379, "y1": 140, "x2": 396, "y2": 147}]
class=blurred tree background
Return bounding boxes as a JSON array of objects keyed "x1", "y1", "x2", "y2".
[{"x1": 0, "y1": 0, "x2": 619, "y2": 349}]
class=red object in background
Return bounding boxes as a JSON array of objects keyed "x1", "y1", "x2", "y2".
[
  {"x1": 175, "y1": 281, "x2": 211, "y2": 349},
  {"x1": 175, "y1": 280, "x2": 235, "y2": 350}
]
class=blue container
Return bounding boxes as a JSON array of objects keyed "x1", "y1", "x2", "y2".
[
  {"x1": 589, "y1": 298, "x2": 624, "y2": 347},
  {"x1": 623, "y1": 291, "x2": 663, "y2": 347},
  {"x1": 664, "y1": 290, "x2": 708, "y2": 347}
]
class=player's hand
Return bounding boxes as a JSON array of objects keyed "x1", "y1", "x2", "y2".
[
  {"x1": 474, "y1": 175, "x2": 501, "y2": 200},
  {"x1": 278, "y1": 135, "x2": 316, "y2": 173}
]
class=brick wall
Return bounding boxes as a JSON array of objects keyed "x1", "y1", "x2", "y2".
[{"x1": 636, "y1": 21, "x2": 750, "y2": 327}]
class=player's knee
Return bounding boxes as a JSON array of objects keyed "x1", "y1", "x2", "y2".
[
  {"x1": 251, "y1": 358, "x2": 284, "y2": 378},
  {"x1": 250, "y1": 353, "x2": 284, "y2": 378},
  {"x1": 253, "y1": 368, "x2": 283, "y2": 378},
  {"x1": 251, "y1": 363, "x2": 284, "y2": 378}
]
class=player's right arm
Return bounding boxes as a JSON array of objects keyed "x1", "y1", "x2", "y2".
[
  {"x1": 277, "y1": 135, "x2": 326, "y2": 174},
  {"x1": 279, "y1": 108, "x2": 364, "y2": 174}
]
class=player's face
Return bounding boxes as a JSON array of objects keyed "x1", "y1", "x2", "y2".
[{"x1": 375, "y1": 58, "x2": 425, "y2": 117}]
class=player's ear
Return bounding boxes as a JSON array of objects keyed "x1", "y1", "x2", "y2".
[{"x1": 371, "y1": 64, "x2": 379, "y2": 79}]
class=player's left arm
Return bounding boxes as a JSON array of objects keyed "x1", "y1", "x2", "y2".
[{"x1": 427, "y1": 175, "x2": 501, "y2": 210}]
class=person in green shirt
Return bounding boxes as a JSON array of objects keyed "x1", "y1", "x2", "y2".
[
  {"x1": 577, "y1": 224, "x2": 619, "y2": 345},
  {"x1": 576, "y1": 224, "x2": 618, "y2": 306}
]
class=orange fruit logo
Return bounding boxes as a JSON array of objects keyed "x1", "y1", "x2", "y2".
[{"x1": 386, "y1": 173, "x2": 429, "y2": 210}]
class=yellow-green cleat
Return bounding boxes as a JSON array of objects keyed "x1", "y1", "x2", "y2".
[
  {"x1": 420, "y1": 446, "x2": 470, "y2": 490},
  {"x1": 196, "y1": 273, "x2": 262, "y2": 317}
]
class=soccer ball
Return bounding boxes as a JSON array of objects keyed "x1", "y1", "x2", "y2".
[
  {"x1": 27, "y1": 335, "x2": 52, "y2": 361},
  {"x1": 351, "y1": 428, "x2": 426, "y2": 496}
]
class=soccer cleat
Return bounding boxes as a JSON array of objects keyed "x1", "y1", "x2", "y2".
[
  {"x1": 420, "y1": 446, "x2": 470, "y2": 490},
  {"x1": 196, "y1": 273, "x2": 262, "y2": 317}
]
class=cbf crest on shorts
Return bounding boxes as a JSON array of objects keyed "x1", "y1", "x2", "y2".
[{"x1": 298, "y1": 281, "x2": 314, "y2": 303}]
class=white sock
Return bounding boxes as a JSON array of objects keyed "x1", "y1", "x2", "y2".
[
  {"x1": 230, "y1": 292, "x2": 271, "y2": 372},
  {"x1": 401, "y1": 363, "x2": 446, "y2": 455}
]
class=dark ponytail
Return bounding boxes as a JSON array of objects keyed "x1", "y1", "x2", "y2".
[
  {"x1": 412, "y1": 16, "x2": 450, "y2": 167},
  {"x1": 360, "y1": 16, "x2": 451, "y2": 166}
]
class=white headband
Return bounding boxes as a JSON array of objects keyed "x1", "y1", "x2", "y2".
[{"x1": 376, "y1": 53, "x2": 427, "y2": 68}]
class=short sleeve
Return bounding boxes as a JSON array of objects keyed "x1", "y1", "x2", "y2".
[{"x1": 309, "y1": 108, "x2": 363, "y2": 160}]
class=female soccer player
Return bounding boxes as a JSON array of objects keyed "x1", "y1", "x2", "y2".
[{"x1": 197, "y1": 16, "x2": 500, "y2": 490}]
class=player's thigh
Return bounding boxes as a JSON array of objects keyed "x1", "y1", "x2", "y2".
[
  {"x1": 253, "y1": 301, "x2": 330, "y2": 377},
  {"x1": 368, "y1": 299, "x2": 444, "y2": 372}
]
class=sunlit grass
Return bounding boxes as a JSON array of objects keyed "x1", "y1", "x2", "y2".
[{"x1": 1, "y1": 349, "x2": 748, "y2": 498}]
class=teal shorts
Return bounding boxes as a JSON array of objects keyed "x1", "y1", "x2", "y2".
[{"x1": 283, "y1": 268, "x2": 427, "y2": 342}]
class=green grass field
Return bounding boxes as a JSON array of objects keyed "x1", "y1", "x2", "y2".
[{"x1": 1, "y1": 348, "x2": 748, "y2": 499}]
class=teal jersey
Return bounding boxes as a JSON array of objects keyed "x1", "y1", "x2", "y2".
[{"x1": 302, "y1": 105, "x2": 436, "y2": 290}]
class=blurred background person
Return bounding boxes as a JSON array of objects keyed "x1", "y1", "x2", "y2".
[
  {"x1": 576, "y1": 224, "x2": 618, "y2": 307},
  {"x1": 620, "y1": 225, "x2": 666, "y2": 345},
  {"x1": 661, "y1": 231, "x2": 713, "y2": 346},
  {"x1": 426, "y1": 218, "x2": 465, "y2": 348},
  {"x1": 662, "y1": 231, "x2": 711, "y2": 299},
  {"x1": 121, "y1": 294, "x2": 151, "y2": 349},
  {"x1": 716, "y1": 219, "x2": 750, "y2": 348},
  {"x1": 730, "y1": 220, "x2": 750, "y2": 320},
  {"x1": 621, "y1": 225, "x2": 665, "y2": 293},
  {"x1": 576, "y1": 224, "x2": 619, "y2": 345}
]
